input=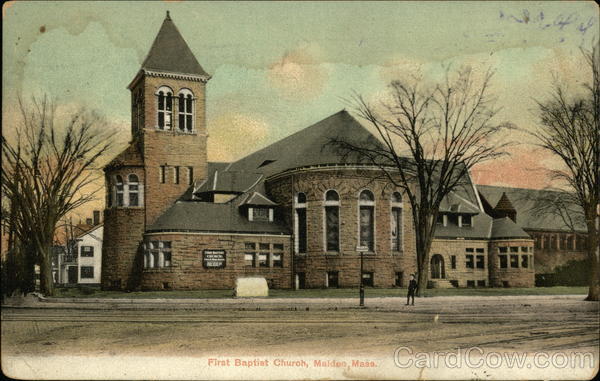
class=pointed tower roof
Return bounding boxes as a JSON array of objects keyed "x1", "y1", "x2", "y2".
[
  {"x1": 494, "y1": 192, "x2": 516, "y2": 211},
  {"x1": 140, "y1": 11, "x2": 208, "y2": 77}
]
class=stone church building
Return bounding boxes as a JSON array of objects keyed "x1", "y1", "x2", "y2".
[{"x1": 101, "y1": 13, "x2": 536, "y2": 291}]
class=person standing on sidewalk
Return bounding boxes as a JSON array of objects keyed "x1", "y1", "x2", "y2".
[{"x1": 406, "y1": 274, "x2": 417, "y2": 306}]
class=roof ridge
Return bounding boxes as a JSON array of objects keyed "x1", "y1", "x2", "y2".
[{"x1": 229, "y1": 110, "x2": 363, "y2": 167}]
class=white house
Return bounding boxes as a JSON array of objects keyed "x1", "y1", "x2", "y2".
[
  {"x1": 57, "y1": 224, "x2": 103, "y2": 285},
  {"x1": 75, "y1": 224, "x2": 103, "y2": 285}
]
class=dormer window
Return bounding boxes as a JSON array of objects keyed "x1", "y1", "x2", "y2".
[
  {"x1": 178, "y1": 89, "x2": 194, "y2": 132},
  {"x1": 156, "y1": 86, "x2": 173, "y2": 130},
  {"x1": 462, "y1": 214, "x2": 472, "y2": 227},
  {"x1": 250, "y1": 207, "x2": 272, "y2": 222},
  {"x1": 436, "y1": 213, "x2": 448, "y2": 227},
  {"x1": 242, "y1": 192, "x2": 277, "y2": 222}
]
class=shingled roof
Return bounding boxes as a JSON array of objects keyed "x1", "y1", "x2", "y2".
[
  {"x1": 155, "y1": 110, "x2": 498, "y2": 236},
  {"x1": 477, "y1": 185, "x2": 587, "y2": 232},
  {"x1": 141, "y1": 12, "x2": 209, "y2": 77},
  {"x1": 105, "y1": 142, "x2": 144, "y2": 169},
  {"x1": 240, "y1": 192, "x2": 277, "y2": 206},
  {"x1": 490, "y1": 217, "x2": 531, "y2": 239},
  {"x1": 494, "y1": 192, "x2": 516, "y2": 211},
  {"x1": 225, "y1": 110, "x2": 385, "y2": 178},
  {"x1": 148, "y1": 197, "x2": 289, "y2": 235}
]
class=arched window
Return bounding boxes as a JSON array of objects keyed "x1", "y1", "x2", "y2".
[
  {"x1": 297, "y1": 192, "x2": 307, "y2": 204},
  {"x1": 391, "y1": 192, "x2": 403, "y2": 251},
  {"x1": 359, "y1": 190, "x2": 375, "y2": 251},
  {"x1": 128, "y1": 174, "x2": 139, "y2": 207},
  {"x1": 115, "y1": 175, "x2": 124, "y2": 207},
  {"x1": 133, "y1": 89, "x2": 143, "y2": 131},
  {"x1": 295, "y1": 193, "x2": 307, "y2": 254},
  {"x1": 178, "y1": 89, "x2": 194, "y2": 132},
  {"x1": 156, "y1": 86, "x2": 173, "y2": 130},
  {"x1": 324, "y1": 190, "x2": 340, "y2": 252},
  {"x1": 107, "y1": 178, "x2": 113, "y2": 208}
]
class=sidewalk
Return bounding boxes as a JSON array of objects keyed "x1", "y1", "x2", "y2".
[{"x1": 1, "y1": 293, "x2": 587, "y2": 311}]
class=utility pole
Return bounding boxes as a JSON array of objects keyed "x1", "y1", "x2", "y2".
[{"x1": 357, "y1": 246, "x2": 368, "y2": 307}]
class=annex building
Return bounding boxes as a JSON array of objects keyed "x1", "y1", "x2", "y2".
[{"x1": 102, "y1": 13, "x2": 537, "y2": 291}]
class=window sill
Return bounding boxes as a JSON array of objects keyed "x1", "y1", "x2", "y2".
[
  {"x1": 110, "y1": 206, "x2": 144, "y2": 210},
  {"x1": 143, "y1": 268, "x2": 174, "y2": 272},
  {"x1": 154, "y1": 127, "x2": 197, "y2": 135}
]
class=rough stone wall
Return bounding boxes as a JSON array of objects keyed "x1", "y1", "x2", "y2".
[
  {"x1": 137, "y1": 75, "x2": 208, "y2": 226},
  {"x1": 101, "y1": 167, "x2": 146, "y2": 290},
  {"x1": 101, "y1": 207, "x2": 145, "y2": 290},
  {"x1": 429, "y1": 239, "x2": 490, "y2": 287},
  {"x1": 140, "y1": 233, "x2": 293, "y2": 290},
  {"x1": 488, "y1": 239, "x2": 535, "y2": 287},
  {"x1": 266, "y1": 169, "x2": 417, "y2": 288}
]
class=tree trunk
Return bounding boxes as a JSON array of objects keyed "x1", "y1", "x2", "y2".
[
  {"x1": 22, "y1": 244, "x2": 37, "y2": 294},
  {"x1": 39, "y1": 243, "x2": 55, "y2": 296},
  {"x1": 415, "y1": 220, "x2": 433, "y2": 297},
  {"x1": 585, "y1": 219, "x2": 599, "y2": 301}
]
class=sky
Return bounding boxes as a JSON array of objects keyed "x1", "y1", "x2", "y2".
[{"x1": 2, "y1": 1, "x2": 598, "y2": 220}]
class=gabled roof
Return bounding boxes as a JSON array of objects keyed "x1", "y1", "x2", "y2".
[
  {"x1": 155, "y1": 110, "x2": 489, "y2": 236},
  {"x1": 240, "y1": 192, "x2": 277, "y2": 207},
  {"x1": 439, "y1": 191, "x2": 481, "y2": 214},
  {"x1": 141, "y1": 12, "x2": 208, "y2": 77},
  {"x1": 225, "y1": 110, "x2": 385, "y2": 178},
  {"x1": 74, "y1": 224, "x2": 103, "y2": 241},
  {"x1": 477, "y1": 185, "x2": 586, "y2": 232}
]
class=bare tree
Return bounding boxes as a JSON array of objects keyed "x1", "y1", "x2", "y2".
[
  {"x1": 1, "y1": 96, "x2": 113, "y2": 296},
  {"x1": 331, "y1": 66, "x2": 512, "y2": 294},
  {"x1": 532, "y1": 47, "x2": 600, "y2": 301}
]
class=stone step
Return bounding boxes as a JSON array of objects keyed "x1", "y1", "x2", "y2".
[{"x1": 427, "y1": 279, "x2": 456, "y2": 289}]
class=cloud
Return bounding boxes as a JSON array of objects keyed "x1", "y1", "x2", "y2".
[
  {"x1": 378, "y1": 55, "x2": 425, "y2": 84},
  {"x1": 471, "y1": 146, "x2": 563, "y2": 189},
  {"x1": 267, "y1": 43, "x2": 329, "y2": 101},
  {"x1": 207, "y1": 113, "x2": 270, "y2": 162}
]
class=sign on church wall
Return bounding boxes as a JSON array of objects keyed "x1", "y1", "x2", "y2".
[{"x1": 202, "y1": 250, "x2": 226, "y2": 269}]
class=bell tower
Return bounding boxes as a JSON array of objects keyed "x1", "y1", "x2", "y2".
[
  {"x1": 102, "y1": 12, "x2": 210, "y2": 290},
  {"x1": 128, "y1": 11, "x2": 211, "y2": 226}
]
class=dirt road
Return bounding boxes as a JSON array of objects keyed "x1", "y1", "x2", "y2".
[{"x1": 2, "y1": 295, "x2": 598, "y2": 358}]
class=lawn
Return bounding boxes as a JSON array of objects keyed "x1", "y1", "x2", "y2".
[{"x1": 51, "y1": 286, "x2": 588, "y2": 299}]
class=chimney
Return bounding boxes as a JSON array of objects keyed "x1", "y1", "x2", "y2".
[{"x1": 93, "y1": 210, "x2": 101, "y2": 225}]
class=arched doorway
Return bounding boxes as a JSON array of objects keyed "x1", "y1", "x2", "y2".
[{"x1": 430, "y1": 254, "x2": 445, "y2": 279}]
